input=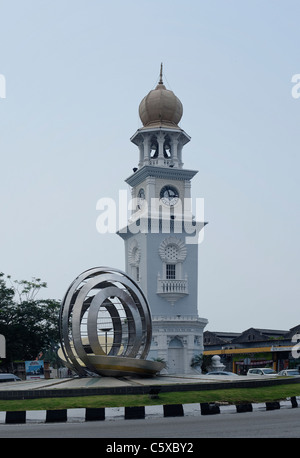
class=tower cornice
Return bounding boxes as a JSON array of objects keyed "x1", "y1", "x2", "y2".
[
  {"x1": 130, "y1": 126, "x2": 191, "y2": 146},
  {"x1": 125, "y1": 165, "x2": 198, "y2": 187}
]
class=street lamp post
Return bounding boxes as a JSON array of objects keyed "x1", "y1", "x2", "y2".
[{"x1": 99, "y1": 328, "x2": 112, "y2": 355}]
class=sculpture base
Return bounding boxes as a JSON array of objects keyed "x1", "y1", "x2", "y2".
[
  {"x1": 86, "y1": 355, "x2": 165, "y2": 377},
  {"x1": 59, "y1": 350, "x2": 165, "y2": 377}
]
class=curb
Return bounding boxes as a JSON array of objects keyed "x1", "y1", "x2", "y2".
[
  {"x1": 0, "y1": 376, "x2": 299, "y2": 401},
  {"x1": 0, "y1": 397, "x2": 298, "y2": 424}
]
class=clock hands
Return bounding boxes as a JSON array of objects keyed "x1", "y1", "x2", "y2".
[{"x1": 160, "y1": 186, "x2": 179, "y2": 205}]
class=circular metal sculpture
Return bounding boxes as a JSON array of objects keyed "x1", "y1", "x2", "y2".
[{"x1": 59, "y1": 267, "x2": 164, "y2": 377}]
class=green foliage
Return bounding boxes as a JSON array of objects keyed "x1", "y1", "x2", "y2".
[
  {"x1": 151, "y1": 357, "x2": 167, "y2": 370},
  {"x1": 190, "y1": 354, "x2": 202, "y2": 368},
  {"x1": 0, "y1": 273, "x2": 60, "y2": 367},
  {"x1": 0, "y1": 273, "x2": 14, "y2": 312},
  {"x1": 191, "y1": 354, "x2": 211, "y2": 373},
  {"x1": 0, "y1": 383, "x2": 299, "y2": 412}
]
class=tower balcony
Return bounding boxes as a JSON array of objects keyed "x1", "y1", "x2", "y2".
[
  {"x1": 149, "y1": 158, "x2": 173, "y2": 167},
  {"x1": 157, "y1": 277, "x2": 188, "y2": 305}
]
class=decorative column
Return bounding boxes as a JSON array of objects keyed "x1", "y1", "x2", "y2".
[
  {"x1": 157, "y1": 132, "x2": 165, "y2": 166},
  {"x1": 171, "y1": 137, "x2": 179, "y2": 168},
  {"x1": 143, "y1": 134, "x2": 150, "y2": 166}
]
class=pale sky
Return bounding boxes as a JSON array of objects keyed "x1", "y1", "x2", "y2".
[{"x1": 0, "y1": 0, "x2": 299, "y2": 332}]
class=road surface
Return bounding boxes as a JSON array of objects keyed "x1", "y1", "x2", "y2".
[{"x1": 0, "y1": 407, "x2": 299, "y2": 439}]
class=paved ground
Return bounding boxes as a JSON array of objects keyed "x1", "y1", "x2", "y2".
[{"x1": 0, "y1": 373, "x2": 253, "y2": 392}]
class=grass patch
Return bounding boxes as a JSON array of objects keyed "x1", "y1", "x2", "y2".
[{"x1": 0, "y1": 383, "x2": 299, "y2": 412}]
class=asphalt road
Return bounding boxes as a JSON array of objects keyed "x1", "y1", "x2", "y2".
[{"x1": 0, "y1": 407, "x2": 299, "y2": 439}]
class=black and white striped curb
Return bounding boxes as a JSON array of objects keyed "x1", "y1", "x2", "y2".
[{"x1": 0, "y1": 397, "x2": 298, "y2": 424}]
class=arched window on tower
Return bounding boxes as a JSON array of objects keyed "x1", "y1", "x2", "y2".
[
  {"x1": 164, "y1": 136, "x2": 171, "y2": 158},
  {"x1": 128, "y1": 240, "x2": 141, "y2": 283},
  {"x1": 150, "y1": 136, "x2": 158, "y2": 158}
]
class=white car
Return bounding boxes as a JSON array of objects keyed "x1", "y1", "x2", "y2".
[
  {"x1": 247, "y1": 368, "x2": 277, "y2": 376},
  {"x1": 0, "y1": 373, "x2": 21, "y2": 382},
  {"x1": 277, "y1": 369, "x2": 300, "y2": 376}
]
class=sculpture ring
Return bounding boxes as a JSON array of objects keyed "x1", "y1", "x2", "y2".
[{"x1": 58, "y1": 267, "x2": 164, "y2": 377}]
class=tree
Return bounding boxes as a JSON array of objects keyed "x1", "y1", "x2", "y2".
[
  {"x1": 0, "y1": 272, "x2": 15, "y2": 317},
  {"x1": 190, "y1": 354, "x2": 203, "y2": 372},
  {"x1": 0, "y1": 273, "x2": 60, "y2": 369},
  {"x1": 190, "y1": 354, "x2": 211, "y2": 373}
]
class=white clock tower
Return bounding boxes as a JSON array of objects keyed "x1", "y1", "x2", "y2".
[{"x1": 118, "y1": 66, "x2": 208, "y2": 374}]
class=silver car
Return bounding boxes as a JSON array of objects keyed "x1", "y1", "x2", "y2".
[
  {"x1": 277, "y1": 369, "x2": 300, "y2": 376},
  {"x1": 247, "y1": 368, "x2": 277, "y2": 376}
]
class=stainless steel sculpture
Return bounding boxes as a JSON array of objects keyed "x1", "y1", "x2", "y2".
[{"x1": 58, "y1": 267, "x2": 164, "y2": 377}]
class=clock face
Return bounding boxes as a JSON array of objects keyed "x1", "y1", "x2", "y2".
[{"x1": 160, "y1": 185, "x2": 179, "y2": 206}]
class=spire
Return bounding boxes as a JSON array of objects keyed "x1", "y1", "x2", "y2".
[
  {"x1": 159, "y1": 62, "x2": 163, "y2": 85},
  {"x1": 156, "y1": 63, "x2": 166, "y2": 90}
]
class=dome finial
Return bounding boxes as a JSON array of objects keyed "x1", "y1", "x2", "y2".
[{"x1": 159, "y1": 62, "x2": 163, "y2": 85}]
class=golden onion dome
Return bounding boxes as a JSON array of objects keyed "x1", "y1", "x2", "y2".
[{"x1": 139, "y1": 64, "x2": 183, "y2": 129}]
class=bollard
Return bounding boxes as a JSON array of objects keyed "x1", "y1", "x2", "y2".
[
  {"x1": 149, "y1": 386, "x2": 161, "y2": 399},
  {"x1": 291, "y1": 397, "x2": 298, "y2": 408}
]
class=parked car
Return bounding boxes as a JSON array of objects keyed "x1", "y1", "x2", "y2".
[
  {"x1": 247, "y1": 368, "x2": 277, "y2": 376},
  {"x1": 277, "y1": 369, "x2": 300, "y2": 376},
  {"x1": 206, "y1": 371, "x2": 239, "y2": 376},
  {"x1": 0, "y1": 373, "x2": 21, "y2": 382}
]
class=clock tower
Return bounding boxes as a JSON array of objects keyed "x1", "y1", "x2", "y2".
[{"x1": 118, "y1": 66, "x2": 208, "y2": 374}]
